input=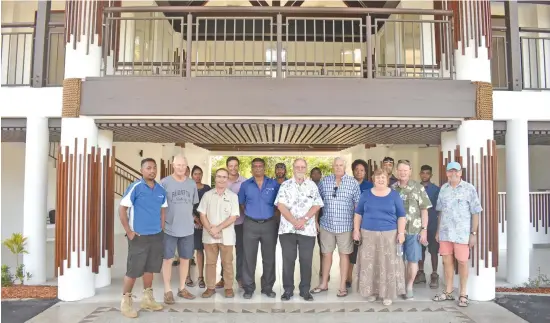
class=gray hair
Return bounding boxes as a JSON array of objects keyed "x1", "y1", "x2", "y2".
[
  {"x1": 173, "y1": 154, "x2": 188, "y2": 164},
  {"x1": 293, "y1": 158, "x2": 307, "y2": 167},
  {"x1": 332, "y1": 157, "x2": 346, "y2": 166}
]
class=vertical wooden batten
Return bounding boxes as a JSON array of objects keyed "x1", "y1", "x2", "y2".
[{"x1": 54, "y1": 140, "x2": 115, "y2": 277}]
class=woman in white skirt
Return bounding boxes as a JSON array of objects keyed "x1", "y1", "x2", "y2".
[{"x1": 352, "y1": 168, "x2": 407, "y2": 306}]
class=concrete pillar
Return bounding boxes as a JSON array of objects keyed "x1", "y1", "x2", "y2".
[
  {"x1": 505, "y1": 118, "x2": 530, "y2": 285},
  {"x1": 456, "y1": 120, "x2": 495, "y2": 302},
  {"x1": 22, "y1": 117, "x2": 49, "y2": 284},
  {"x1": 58, "y1": 117, "x2": 98, "y2": 301},
  {"x1": 95, "y1": 130, "x2": 113, "y2": 288}
]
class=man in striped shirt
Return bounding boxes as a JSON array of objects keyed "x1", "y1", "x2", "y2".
[{"x1": 311, "y1": 157, "x2": 360, "y2": 298}]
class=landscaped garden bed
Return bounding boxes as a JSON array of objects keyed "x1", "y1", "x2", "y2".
[
  {"x1": 2, "y1": 285, "x2": 58, "y2": 299},
  {"x1": 496, "y1": 287, "x2": 550, "y2": 294}
]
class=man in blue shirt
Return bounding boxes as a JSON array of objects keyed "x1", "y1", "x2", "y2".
[
  {"x1": 119, "y1": 158, "x2": 166, "y2": 318},
  {"x1": 415, "y1": 165, "x2": 441, "y2": 289},
  {"x1": 239, "y1": 158, "x2": 280, "y2": 299}
]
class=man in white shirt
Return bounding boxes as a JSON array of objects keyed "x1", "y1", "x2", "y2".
[
  {"x1": 275, "y1": 158, "x2": 324, "y2": 301},
  {"x1": 197, "y1": 168, "x2": 240, "y2": 299}
]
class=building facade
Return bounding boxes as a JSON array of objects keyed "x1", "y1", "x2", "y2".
[{"x1": 1, "y1": 0, "x2": 550, "y2": 302}]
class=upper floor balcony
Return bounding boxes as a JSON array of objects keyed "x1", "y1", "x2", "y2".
[{"x1": 1, "y1": 1, "x2": 549, "y2": 90}]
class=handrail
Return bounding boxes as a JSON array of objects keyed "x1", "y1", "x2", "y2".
[
  {"x1": 115, "y1": 158, "x2": 141, "y2": 179},
  {"x1": 1, "y1": 22, "x2": 64, "y2": 28},
  {"x1": 104, "y1": 6, "x2": 453, "y2": 16}
]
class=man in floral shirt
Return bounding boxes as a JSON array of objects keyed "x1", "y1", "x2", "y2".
[
  {"x1": 275, "y1": 158, "x2": 324, "y2": 302},
  {"x1": 391, "y1": 160, "x2": 432, "y2": 300}
]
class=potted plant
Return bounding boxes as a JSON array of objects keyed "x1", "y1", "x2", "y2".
[{"x1": 1, "y1": 233, "x2": 57, "y2": 299}]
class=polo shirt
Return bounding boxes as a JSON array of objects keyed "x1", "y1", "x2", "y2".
[
  {"x1": 120, "y1": 179, "x2": 167, "y2": 235},
  {"x1": 238, "y1": 176, "x2": 280, "y2": 220}
]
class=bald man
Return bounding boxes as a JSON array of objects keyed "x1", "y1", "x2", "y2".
[{"x1": 160, "y1": 155, "x2": 199, "y2": 303}]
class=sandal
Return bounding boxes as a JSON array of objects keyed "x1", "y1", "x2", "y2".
[
  {"x1": 185, "y1": 276, "x2": 195, "y2": 287},
  {"x1": 433, "y1": 290, "x2": 455, "y2": 302},
  {"x1": 336, "y1": 289, "x2": 348, "y2": 297},
  {"x1": 458, "y1": 295, "x2": 469, "y2": 307},
  {"x1": 310, "y1": 287, "x2": 328, "y2": 294},
  {"x1": 198, "y1": 277, "x2": 205, "y2": 288},
  {"x1": 383, "y1": 299, "x2": 392, "y2": 306}
]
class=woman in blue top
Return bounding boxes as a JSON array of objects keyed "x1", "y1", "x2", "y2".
[
  {"x1": 353, "y1": 167, "x2": 406, "y2": 306},
  {"x1": 347, "y1": 159, "x2": 374, "y2": 287}
]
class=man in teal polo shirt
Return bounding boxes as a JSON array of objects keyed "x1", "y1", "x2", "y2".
[{"x1": 119, "y1": 158, "x2": 166, "y2": 318}]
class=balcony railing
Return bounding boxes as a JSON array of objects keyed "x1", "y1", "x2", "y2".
[
  {"x1": 102, "y1": 6, "x2": 454, "y2": 79},
  {"x1": 1, "y1": 22, "x2": 65, "y2": 87},
  {"x1": 491, "y1": 27, "x2": 550, "y2": 91}
]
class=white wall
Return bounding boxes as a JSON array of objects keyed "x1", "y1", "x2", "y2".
[
  {"x1": 1, "y1": 142, "x2": 56, "y2": 280},
  {"x1": 0, "y1": 87, "x2": 63, "y2": 118}
]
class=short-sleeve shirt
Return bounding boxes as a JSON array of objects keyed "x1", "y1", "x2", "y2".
[
  {"x1": 197, "y1": 188, "x2": 240, "y2": 246},
  {"x1": 436, "y1": 180, "x2": 483, "y2": 244},
  {"x1": 274, "y1": 178, "x2": 324, "y2": 237},
  {"x1": 227, "y1": 175, "x2": 246, "y2": 225},
  {"x1": 355, "y1": 189, "x2": 406, "y2": 231},
  {"x1": 120, "y1": 179, "x2": 167, "y2": 235},
  {"x1": 423, "y1": 182, "x2": 440, "y2": 232},
  {"x1": 160, "y1": 176, "x2": 199, "y2": 237},
  {"x1": 358, "y1": 180, "x2": 374, "y2": 193},
  {"x1": 319, "y1": 174, "x2": 361, "y2": 233},
  {"x1": 392, "y1": 179, "x2": 432, "y2": 235},
  {"x1": 238, "y1": 176, "x2": 280, "y2": 220}
]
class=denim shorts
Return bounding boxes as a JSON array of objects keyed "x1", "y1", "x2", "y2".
[{"x1": 403, "y1": 234, "x2": 422, "y2": 263}]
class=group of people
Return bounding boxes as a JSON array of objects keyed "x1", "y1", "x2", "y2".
[{"x1": 118, "y1": 154, "x2": 482, "y2": 318}]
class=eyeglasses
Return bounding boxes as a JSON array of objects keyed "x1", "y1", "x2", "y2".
[{"x1": 333, "y1": 186, "x2": 338, "y2": 198}]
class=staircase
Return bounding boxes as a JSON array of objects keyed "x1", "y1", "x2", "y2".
[{"x1": 48, "y1": 142, "x2": 141, "y2": 197}]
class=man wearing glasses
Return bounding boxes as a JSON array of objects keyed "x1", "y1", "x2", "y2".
[
  {"x1": 382, "y1": 157, "x2": 398, "y2": 186},
  {"x1": 239, "y1": 158, "x2": 280, "y2": 299},
  {"x1": 197, "y1": 168, "x2": 240, "y2": 298},
  {"x1": 311, "y1": 157, "x2": 360, "y2": 298},
  {"x1": 276, "y1": 159, "x2": 324, "y2": 301}
]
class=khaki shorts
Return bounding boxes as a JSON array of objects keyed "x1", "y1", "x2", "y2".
[{"x1": 319, "y1": 227, "x2": 353, "y2": 254}]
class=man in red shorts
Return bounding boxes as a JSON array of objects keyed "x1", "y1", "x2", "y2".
[{"x1": 433, "y1": 162, "x2": 482, "y2": 308}]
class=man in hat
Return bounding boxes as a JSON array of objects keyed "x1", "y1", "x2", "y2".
[{"x1": 433, "y1": 162, "x2": 481, "y2": 308}]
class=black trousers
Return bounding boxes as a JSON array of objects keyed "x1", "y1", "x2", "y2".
[
  {"x1": 242, "y1": 217, "x2": 278, "y2": 294},
  {"x1": 220, "y1": 223, "x2": 244, "y2": 281},
  {"x1": 279, "y1": 233, "x2": 315, "y2": 295}
]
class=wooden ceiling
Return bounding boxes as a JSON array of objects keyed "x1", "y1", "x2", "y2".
[{"x1": 89, "y1": 120, "x2": 459, "y2": 151}]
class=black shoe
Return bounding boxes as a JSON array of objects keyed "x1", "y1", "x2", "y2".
[
  {"x1": 281, "y1": 292, "x2": 293, "y2": 301},
  {"x1": 346, "y1": 281, "x2": 352, "y2": 288},
  {"x1": 300, "y1": 292, "x2": 314, "y2": 301},
  {"x1": 172, "y1": 260, "x2": 180, "y2": 266},
  {"x1": 261, "y1": 290, "x2": 276, "y2": 298},
  {"x1": 243, "y1": 292, "x2": 253, "y2": 299}
]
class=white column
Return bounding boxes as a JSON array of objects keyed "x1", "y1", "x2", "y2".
[
  {"x1": 95, "y1": 130, "x2": 113, "y2": 288},
  {"x1": 505, "y1": 118, "x2": 530, "y2": 285},
  {"x1": 22, "y1": 117, "x2": 49, "y2": 284},
  {"x1": 57, "y1": 117, "x2": 98, "y2": 302},
  {"x1": 441, "y1": 131, "x2": 457, "y2": 158},
  {"x1": 456, "y1": 120, "x2": 495, "y2": 302}
]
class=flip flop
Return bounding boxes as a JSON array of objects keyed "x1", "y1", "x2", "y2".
[
  {"x1": 310, "y1": 287, "x2": 328, "y2": 294},
  {"x1": 336, "y1": 289, "x2": 348, "y2": 297}
]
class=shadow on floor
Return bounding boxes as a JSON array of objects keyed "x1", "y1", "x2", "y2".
[
  {"x1": 495, "y1": 295, "x2": 550, "y2": 323},
  {"x1": 1, "y1": 299, "x2": 59, "y2": 323}
]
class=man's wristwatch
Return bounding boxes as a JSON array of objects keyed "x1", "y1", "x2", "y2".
[
  {"x1": 470, "y1": 231, "x2": 477, "y2": 235},
  {"x1": 421, "y1": 227, "x2": 427, "y2": 231}
]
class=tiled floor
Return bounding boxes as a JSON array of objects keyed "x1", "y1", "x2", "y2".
[{"x1": 31, "y1": 234, "x2": 545, "y2": 322}]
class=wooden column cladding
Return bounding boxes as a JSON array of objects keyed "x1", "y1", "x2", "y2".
[
  {"x1": 160, "y1": 159, "x2": 174, "y2": 179},
  {"x1": 439, "y1": 140, "x2": 499, "y2": 275},
  {"x1": 65, "y1": 0, "x2": 121, "y2": 55},
  {"x1": 434, "y1": 0, "x2": 492, "y2": 64},
  {"x1": 55, "y1": 139, "x2": 115, "y2": 276}
]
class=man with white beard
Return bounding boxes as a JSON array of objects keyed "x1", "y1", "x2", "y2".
[{"x1": 275, "y1": 158, "x2": 324, "y2": 301}]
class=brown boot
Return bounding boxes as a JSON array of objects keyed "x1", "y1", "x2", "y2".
[
  {"x1": 430, "y1": 273, "x2": 440, "y2": 289},
  {"x1": 201, "y1": 288, "x2": 216, "y2": 298},
  {"x1": 414, "y1": 270, "x2": 426, "y2": 284},
  {"x1": 163, "y1": 291, "x2": 175, "y2": 305},
  {"x1": 215, "y1": 278, "x2": 225, "y2": 289},
  {"x1": 224, "y1": 289, "x2": 235, "y2": 298},
  {"x1": 120, "y1": 293, "x2": 138, "y2": 318},
  {"x1": 140, "y1": 288, "x2": 163, "y2": 311}
]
